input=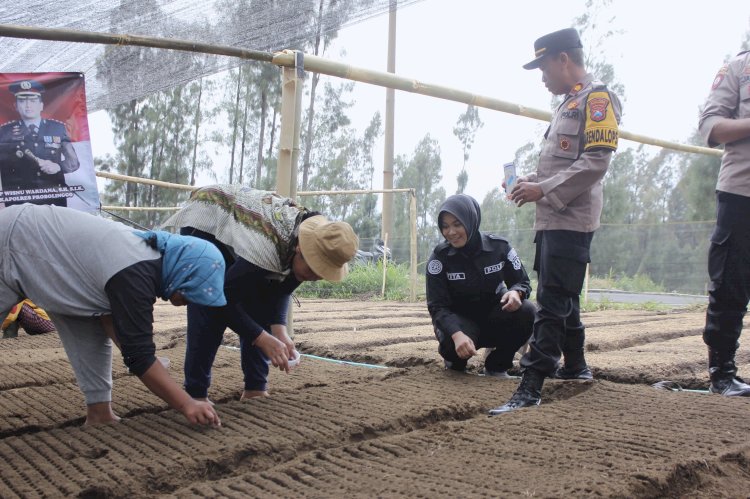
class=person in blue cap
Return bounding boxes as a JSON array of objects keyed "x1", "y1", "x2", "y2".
[
  {"x1": 0, "y1": 204, "x2": 227, "y2": 427},
  {"x1": 0, "y1": 79, "x2": 79, "y2": 206},
  {"x1": 491, "y1": 28, "x2": 622, "y2": 414}
]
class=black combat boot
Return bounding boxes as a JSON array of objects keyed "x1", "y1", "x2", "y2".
[
  {"x1": 552, "y1": 330, "x2": 592, "y2": 380},
  {"x1": 488, "y1": 368, "x2": 544, "y2": 415},
  {"x1": 708, "y1": 348, "x2": 750, "y2": 397}
]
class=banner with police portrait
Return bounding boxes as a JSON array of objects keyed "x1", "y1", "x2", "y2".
[{"x1": 0, "y1": 72, "x2": 99, "y2": 211}]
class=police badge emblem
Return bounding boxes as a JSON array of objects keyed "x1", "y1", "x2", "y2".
[{"x1": 587, "y1": 97, "x2": 610, "y2": 122}]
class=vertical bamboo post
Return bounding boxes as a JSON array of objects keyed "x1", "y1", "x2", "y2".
[
  {"x1": 381, "y1": 233, "x2": 389, "y2": 298},
  {"x1": 409, "y1": 189, "x2": 417, "y2": 302},
  {"x1": 583, "y1": 263, "x2": 590, "y2": 303},
  {"x1": 276, "y1": 50, "x2": 303, "y2": 199},
  {"x1": 276, "y1": 50, "x2": 304, "y2": 337},
  {"x1": 381, "y1": 1, "x2": 397, "y2": 243}
]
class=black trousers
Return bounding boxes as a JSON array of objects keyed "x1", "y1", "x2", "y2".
[
  {"x1": 435, "y1": 300, "x2": 535, "y2": 371},
  {"x1": 704, "y1": 191, "x2": 750, "y2": 352},
  {"x1": 521, "y1": 230, "x2": 593, "y2": 375}
]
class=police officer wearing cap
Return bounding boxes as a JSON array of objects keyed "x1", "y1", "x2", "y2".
[
  {"x1": 0, "y1": 79, "x2": 79, "y2": 207},
  {"x1": 491, "y1": 28, "x2": 622, "y2": 414},
  {"x1": 698, "y1": 49, "x2": 750, "y2": 397}
]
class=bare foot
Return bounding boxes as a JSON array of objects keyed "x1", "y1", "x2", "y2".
[
  {"x1": 84, "y1": 402, "x2": 121, "y2": 426},
  {"x1": 240, "y1": 390, "x2": 269, "y2": 400}
]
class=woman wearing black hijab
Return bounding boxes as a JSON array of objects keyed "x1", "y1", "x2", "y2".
[{"x1": 425, "y1": 194, "x2": 535, "y2": 376}]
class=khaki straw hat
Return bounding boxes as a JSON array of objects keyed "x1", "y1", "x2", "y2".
[{"x1": 298, "y1": 215, "x2": 358, "y2": 282}]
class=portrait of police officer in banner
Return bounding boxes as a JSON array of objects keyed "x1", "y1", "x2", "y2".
[{"x1": 0, "y1": 73, "x2": 99, "y2": 211}]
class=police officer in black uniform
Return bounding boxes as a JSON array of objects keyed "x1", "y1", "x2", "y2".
[
  {"x1": 426, "y1": 194, "x2": 535, "y2": 377},
  {"x1": 0, "y1": 79, "x2": 79, "y2": 207}
]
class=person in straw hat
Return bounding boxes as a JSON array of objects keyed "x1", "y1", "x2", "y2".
[{"x1": 161, "y1": 184, "x2": 358, "y2": 402}]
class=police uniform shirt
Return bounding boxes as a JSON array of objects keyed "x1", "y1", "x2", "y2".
[
  {"x1": 699, "y1": 51, "x2": 750, "y2": 198},
  {"x1": 425, "y1": 232, "x2": 532, "y2": 336},
  {"x1": 529, "y1": 73, "x2": 622, "y2": 232},
  {"x1": 0, "y1": 118, "x2": 71, "y2": 190}
]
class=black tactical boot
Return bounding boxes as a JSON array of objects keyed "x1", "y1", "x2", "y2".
[
  {"x1": 488, "y1": 368, "x2": 544, "y2": 415},
  {"x1": 552, "y1": 364, "x2": 593, "y2": 380},
  {"x1": 709, "y1": 348, "x2": 750, "y2": 397},
  {"x1": 553, "y1": 327, "x2": 592, "y2": 379}
]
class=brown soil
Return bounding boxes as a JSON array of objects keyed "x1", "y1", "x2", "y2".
[{"x1": 1, "y1": 300, "x2": 749, "y2": 498}]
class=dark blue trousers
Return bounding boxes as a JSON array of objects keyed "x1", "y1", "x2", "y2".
[{"x1": 184, "y1": 303, "x2": 270, "y2": 398}]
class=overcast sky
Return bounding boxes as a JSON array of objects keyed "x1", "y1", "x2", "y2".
[{"x1": 89, "y1": 0, "x2": 750, "y2": 201}]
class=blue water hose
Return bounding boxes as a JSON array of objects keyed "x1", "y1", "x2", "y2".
[{"x1": 221, "y1": 345, "x2": 388, "y2": 369}]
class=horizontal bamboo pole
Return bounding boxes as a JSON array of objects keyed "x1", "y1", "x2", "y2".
[
  {"x1": 297, "y1": 188, "x2": 414, "y2": 196},
  {"x1": 272, "y1": 52, "x2": 722, "y2": 158},
  {"x1": 0, "y1": 24, "x2": 274, "y2": 62},
  {"x1": 95, "y1": 172, "x2": 417, "y2": 210},
  {"x1": 101, "y1": 205, "x2": 180, "y2": 211},
  {"x1": 96, "y1": 170, "x2": 197, "y2": 191},
  {"x1": 0, "y1": 24, "x2": 720, "y2": 157}
]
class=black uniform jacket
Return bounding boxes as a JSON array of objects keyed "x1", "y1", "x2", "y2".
[{"x1": 426, "y1": 232, "x2": 532, "y2": 336}]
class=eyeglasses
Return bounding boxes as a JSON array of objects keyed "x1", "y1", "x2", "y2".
[{"x1": 16, "y1": 96, "x2": 41, "y2": 103}]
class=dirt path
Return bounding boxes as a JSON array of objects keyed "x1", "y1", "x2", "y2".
[{"x1": 0, "y1": 300, "x2": 748, "y2": 498}]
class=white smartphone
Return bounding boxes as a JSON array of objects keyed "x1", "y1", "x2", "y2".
[{"x1": 503, "y1": 162, "x2": 517, "y2": 196}]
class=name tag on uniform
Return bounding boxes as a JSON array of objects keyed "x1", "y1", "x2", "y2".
[
  {"x1": 447, "y1": 272, "x2": 465, "y2": 281},
  {"x1": 484, "y1": 262, "x2": 504, "y2": 274}
]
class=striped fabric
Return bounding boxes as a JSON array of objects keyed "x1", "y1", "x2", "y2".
[{"x1": 161, "y1": 185, "x2": 308, "y2": 274}]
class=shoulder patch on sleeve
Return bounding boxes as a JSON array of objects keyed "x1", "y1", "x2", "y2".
[
  {"x1": 584, "y1": 90, "x2": 618, "y2": 151},
  {"x1": 711, "y1": 64, "x2": 730, "y2": 90},
  {"x1": 507, "y1": 248, "x2": 523, "y2": 270},
  {"x1": 427, "y1": 259, "x2": 443, "y2": 275}
]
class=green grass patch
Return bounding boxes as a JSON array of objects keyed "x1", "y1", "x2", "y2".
[
  {"x1": 296, "y1": 261, "x2": 413, "y2": 300},
  {"x1": 581, "y1": 297, "x2": 672, "y2": 312},
  {"x1": 588, "y1": 271, "x2": 665, "y2": 292}
]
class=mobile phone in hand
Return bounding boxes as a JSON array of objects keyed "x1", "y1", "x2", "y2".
[{"x1": 503, "y1": 162, "x2": 516, "y2": 197}]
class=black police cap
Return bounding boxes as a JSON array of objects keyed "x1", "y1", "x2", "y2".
[
  {"x1": 523, "y1": 28, "x2": 583, "y2": 70},
  {"x1": 8, "y1": 79, "x2": 45, "y2": 97}
]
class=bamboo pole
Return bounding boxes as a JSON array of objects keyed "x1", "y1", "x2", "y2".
[
  {"x1": 297, "y1": 188, "x2": 413, "y2": 196},
  {"x1": 583, "y1": 263, "x2": 590, "y2": 303},
  {"x1": 101, "y1": 205, "x2": 180, "y2": 211},
  {"x1": 382, "y1": 1, "x2": 397, "y2": 245},
  {"x1": 0, "y1": 23, "x2": 721, "y2": 157},
  {"x1": 272, "y1": 52, "x2": 722, "y2": 158},
  {"x1": 409, "y1": 189, "x2": 418, "y2": 302},
  {"x1": 95, "y1": 170, "x2": 197, "y2": 191},
  {"x1": 276, "y1": 50, "x2": 304, "y2": 199},
  {"x1": 0, "y1": 24, "x2": 274, "y2": 63},
  {"x1": 380, "y1": 233, "x2": 389, "y2": 298}
]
